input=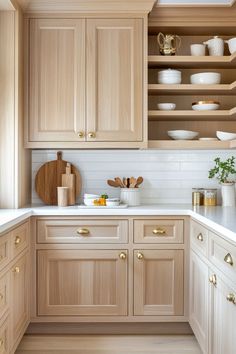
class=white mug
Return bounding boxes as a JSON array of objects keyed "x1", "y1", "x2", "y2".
[{"x1": 190, "y1": 44, "x2": 206, "y2": 56}]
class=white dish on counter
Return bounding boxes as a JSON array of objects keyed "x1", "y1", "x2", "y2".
[
  {"x1": 190, "y1": 72, "x2": 221, "y2": 85},
  {"x1": 84, "y1": 194, "x2": 100, "y2": 199},
  {"x1": 168, "y1": 130, "x2": 199, "y2": 140},
  {"x1": 78, "y1": 204, "x2": 128, "y2": 209},
  {"x1": 157, "y1": 103, "x2": 176, "y2": 111},
  {"x1": 216, "y1": 131, "x2": 236, "y2": 141},
  {"x1": 158, "y1": 69, "x2": 182, "y2": 84},
  {"x1": 192, "y1": 101, "x2": 220, "y2": 111}
]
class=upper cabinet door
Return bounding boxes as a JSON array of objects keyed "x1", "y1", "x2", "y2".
[
  {"x1": 86, "y1": 19, "x2": 143, "y2": 142},
  {"x1": 29, "y1": 19, "x2": 86, "y2": 142}
]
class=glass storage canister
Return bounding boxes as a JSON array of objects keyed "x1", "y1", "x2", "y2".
[
  {"x1": 204, "y1": 189, "x2": 217, "y2": 206},
  {"x1": 192, "y1": 188, "x2": 204, "y2": 206}
]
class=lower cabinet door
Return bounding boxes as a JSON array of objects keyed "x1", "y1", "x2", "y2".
[
  {"x1": 133, "y1": 249, "x2": 184, "y2": 316},
  {"x1": 37, "y1": 250, "x2": 128, "y2": 316},
  {"x1": 210, "y1": 274, "x2": 236, "y2": 354},
  {"x1": 189, "y1": 250, "x2": 209, "y2": 354}
]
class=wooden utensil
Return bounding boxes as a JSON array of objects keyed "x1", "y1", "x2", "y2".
[
  {"x1": 107, "y1": 179, "x2": 120, "y2": 188},
  {"x1": 130, "y1": 177, "x2": 137, "y2": 188},
  {"x1": 123, "y1": 177, "x2": 128, "y2": 188},
  {"x1": 135, "y1": 176, "x2": 143, "y2": 187},
  {"x1": 62, "y1": 163, "x2": 76, "y2": 205},
  {"x1": 115, "y1": 177, "x2": 125, "y2": 188},
  {"x1": 35, "y1": 151, "x2": 81, "y2": 205}
]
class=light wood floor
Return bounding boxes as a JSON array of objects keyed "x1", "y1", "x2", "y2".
[{"x1": 16, "y1": 335, "x2": 202, "y2": 354}]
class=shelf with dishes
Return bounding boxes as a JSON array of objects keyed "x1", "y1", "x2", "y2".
[{"x1": 148, "y1": 82, "x2": 236, "y2": 95}]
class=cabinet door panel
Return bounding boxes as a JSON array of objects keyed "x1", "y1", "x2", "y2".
[
  {"x1": 134, "y1": 250, "x2": 184, "y2": 316},
  {"x1": 29, "y1": 19, "x2": 85, "y2": 142},
  {"x1": 38, "y1": 250, "x2": 127, "y2": 316},
  {"x1": 87, "y1": 19, "x2": 143, "y2": 142}
]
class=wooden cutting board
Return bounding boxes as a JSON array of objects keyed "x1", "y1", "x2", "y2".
[{"x1": 35, "y1": 151, "x2": 82, "y2": 205}]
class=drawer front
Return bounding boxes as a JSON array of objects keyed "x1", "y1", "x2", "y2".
[
  {"x1": 209, "y1": 231, "x2": 236, "y2": 282},
  {"x1": 191, "y1": 220, "x2": 208, "y2": 256},
  {"x1": 0, "y1": 235, "x2": 10, "y2": 272},
  {"x1": 0, "y1": 315, "x2": 10, "y2": 354},
  {"x1": 0, "y1": 274, "x2": 9, "y2": 321},
  {"x1": 37, "y1": 219, "x2": 128, "y2": 244},
  {"x1": 11, "y1": 222, "x2": 29, "y2": 259},
  {"x1": 134, "y1": 219, "x2": 184, "y2": 244}
]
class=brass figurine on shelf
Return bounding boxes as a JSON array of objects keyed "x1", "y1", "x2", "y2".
[{"x1": 157, "y1": 32, "x2": 181, "y2": 56}]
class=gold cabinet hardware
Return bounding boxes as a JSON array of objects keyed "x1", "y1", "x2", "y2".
[
  {"x1": 15, "y1": 236, "x2": 21, "y2": 245},
  {"x1": 77, "y1": 228, "x2": 90, "y2": 236},
  {"x1": 209, "y1": 274, "x2": 217, "y2": 286},
  {"x1": 224, "y1": 253, "x2": 234, "y2": 266},
  {"x1": 137, "y1": 252, "x2": 144, "y2": 260},
  {"x1": 226, "y1": 293, "x2": 236, "y2": 304},
  {"x1": 197, "y1": 233, "x2": 204, "y2": 242},
  {"x1": 119, "y1": 252, "x2": 127, "y2": 260},
  {"x1": 13, "y1": 266, "x2": 20, "y2": 273},
  {"x1": 0, "y1": 339, "x2": 4, "y2": 347},
  {"x1": 88, "y1": 132, "x2": 96, "y2": 138},
  {"x1": 152, "y1": 228, "x2": 166, "y2": 236},
  {"x1": 77, "y1": 131, "x2": 84, "y2": 138}
]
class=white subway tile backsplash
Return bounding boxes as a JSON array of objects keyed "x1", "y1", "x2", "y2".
[{"x1": 32, "y1": 150, "x2": 236, "y2": 205}]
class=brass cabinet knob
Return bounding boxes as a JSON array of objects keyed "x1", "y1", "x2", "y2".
[
  {"x1": 15, "y1": 236, "x2": 21, "y2": 245},
  {"x1": 197, "y1": 233, "x2": 204, "y2": 242},
  {"x1": 13, "y1": 266, "x2": 20, "y2": 273},
  {"x1": 209, "y1": 274, "x2": 217, "y2": 286},
  {"x1": 224, "y1": 253, "x2": 234, "y2": 266},
  {"x1": 226, "y1": 293, "x2": 236, "y2": 304},
  {"x1": 137, "y1": 252, "x2": 144, "y2": 260},
  {"x1": 152, "y1": 228, "x2": 166, "y2": 235},
  {"x1": 0, "y1": 339, "x2": 4, "y2": 347},
  {"x1": 77, "y1": 131, "x2": 84, "y2": 138},
  {"x1": 88, "y1": 132, "x2": 96, "y2": 138},
  {"x1": 77, "y1": 228, "x2": 90, "y2": 236},
  {"x1": 119, "y1": 252, "x2": 127, "y2": 260}
]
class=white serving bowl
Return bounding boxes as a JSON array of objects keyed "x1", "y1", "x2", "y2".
[
  {"x1": 158, "y1": 69, "x2": 182, "y2": 84},
  {"x1": 216, "y1": 131, "x2": 236, "y2": 141},
  {"x1": 106, "y1": 198, "x2": 120, "y2": 207},
  {"x1": 192, "y1": 101, "x2": 220, "y2": 111},
  {"x1": 84, "y1": 198, "x2": 98, "y2": 206},
  {"x1": 168, "y1": 130, "x2": 199, "y2": 140},
  {"x1": 84, "y1": 194, "x2": 99, "y2": 199},
  {"x1": 190, "y1": 72, "x2": 221, "y2": 85},
  {"x1": 225, "y1": 38, "x2": 236, "y2": 54},
  {"x1": 157, "y1": 103, "x2": 176, "y2": 111}
]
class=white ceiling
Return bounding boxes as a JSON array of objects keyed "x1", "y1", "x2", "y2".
[{"x1": 157, "y1": 0, "x2": 235, "y2": 5}]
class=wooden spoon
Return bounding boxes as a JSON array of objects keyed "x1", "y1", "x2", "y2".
[
  {"x1": 130, "y1": 177, "x2": 137, "y2": 188},
  {"x1": 115, "y1": 177, "x2": 125, "y2": 188},
  {"x1": 107, "y1": 179, "x2": 120, "y2": 188},
  {"x1": 135, "y1": 176, "x2": 143, "y2": 188},
  {"x1": 123, "y1": 177, "x2": 128, "y2": 188}
]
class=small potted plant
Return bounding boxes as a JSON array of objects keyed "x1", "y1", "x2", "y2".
[{"x1": 208, "y1": 156, "x2": 236, "y2": 206}]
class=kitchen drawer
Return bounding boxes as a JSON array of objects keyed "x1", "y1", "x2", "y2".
[
  {"x1": 11, "y1": 222, "x2": 29, "y2": 259},
  {"x1": 0, "y1": 315, "x2": 10, "y2": 354},
  {"x1": 209, "y1": 231, "x2": 236, "y2": 282},
  {"x1": 191, "y1": 220, "x2": 208, "y2": 256},
  {"x1": 0, "y1": 235, "x2": 10, "y2": 272},
  {"x1": 134, "y1": 219, "x2": 184, "y2": 244},
  {"x1": 0, "y1": 273, "x2": 9, "y2": 321},
  {"x1": 37, "y1": 219, "x2": 128, "y2": 244}
]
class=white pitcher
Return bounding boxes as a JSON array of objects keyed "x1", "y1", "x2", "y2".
[{"x1": 203, "y1": 36, "x2": 224, "y2": 56}]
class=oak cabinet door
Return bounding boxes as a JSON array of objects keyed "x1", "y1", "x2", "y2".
[
  {"x1": 37, "y1": 250, "x2": 128, "y2": 316},
  {"x1": 29, "y1": 19, "x2": 85, "y2": 142},
  {"x1": 189, "y1": 250, "x2": 209, "y2": 354},
  {"x1": 133, "y1": 250, "x2": 184, "y2": 316},
  {"x1": 86, "y1": 19, "x2": 143, "y2": 142}
]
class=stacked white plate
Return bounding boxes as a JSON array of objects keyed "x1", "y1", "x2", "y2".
[{"x1": 158, "y1": 69, "x2": 182, "y2": 84}]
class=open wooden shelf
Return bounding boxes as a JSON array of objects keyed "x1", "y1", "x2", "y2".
[
  {"x1": 148, "y1": 82, "x2": 236, "y2": 95},
  {"x1": 148, "y1": 107, "x2": 236, "y2": 121},
  {"x1": 148, "y1": 140, "x2": 236, "y2": 149},
  {"x1": 148, "y1": 53, "x2": 236, "y2": 68}
]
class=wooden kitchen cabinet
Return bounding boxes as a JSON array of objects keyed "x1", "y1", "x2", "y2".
[
  {"x1": 133, "y1": 249, "x2": 184, "y2": 316},
  {"x1": 37, "y1": 249, "x2": 128, "y2": 316}
]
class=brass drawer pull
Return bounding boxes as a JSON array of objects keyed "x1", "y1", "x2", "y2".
[
  {"x1": 119, "y1": 252, "x2": 127, "y2": 260},
  {"x1": 0, "y1": 339, "x2": 4, "y2": 347},
  {"x1": 77, "y1": 228, "x2": 90, "y2": 236},
  {"x1": 224, "y1": 253, "x2": 234, "y2": 266},
  {"x1": 197, "y1": 233, "x2": 204, "y2": 242},
  {"x1": 209, "y1": 274, "x2": 217, "y2": 286},
  {"x1": 152, "y1": 228, "x2": 166, "y2": 235},
  {"x1": 137, "y1": 252, "x2": 144, "y2": 260},
  {"x1": 226, "y1": 293, "x2": 236, "y2": 304},
  {"x1": 13, "y1": 266, "x2": 20, "y2": 273},
  {"x1": 15, "y1": 236, "x2": 21, "y2": 245},
  {"x1": 77, "y1": 131, "x2": 84, "y2": 138},
  {"x1": 88, "y1": 132, "x2": 96, "y2": 138}
]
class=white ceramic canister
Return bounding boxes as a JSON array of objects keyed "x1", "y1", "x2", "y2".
[
  {"x1": 221, "y1": 182, "x2": 236, "y2": 207},
  {"x1": 120, "y1": 188, "x2": 140, "y2": 206},
  {"x1": 190, "y1": 44, "x2": 206, "y2": 56},
  {"x1": 225, "y1": 37, "x2": 236, "y2": 54},
  {"x1": 203, "y1": 36, "x2": 224, "y2": 56}
]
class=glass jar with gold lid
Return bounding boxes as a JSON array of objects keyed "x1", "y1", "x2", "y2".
[{"x1": 203, "y1": 189, "x2": 217, "y2": 206}]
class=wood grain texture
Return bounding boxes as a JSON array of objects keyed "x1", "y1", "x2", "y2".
[
  {"x1": 35, "y1": 152, "x2": 82, "y2": 205},
  {"x1": 61, "y1": 164, "x2": 76, "y2": 206}
]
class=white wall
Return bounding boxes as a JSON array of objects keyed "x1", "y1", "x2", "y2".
[{"x1": 32, "y1": 150, "x2": 236, "y2": 205}]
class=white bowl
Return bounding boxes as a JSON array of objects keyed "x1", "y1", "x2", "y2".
[
  {"x1": 157, "y1": 103, "x2": 176, "y2": 111},
  {"x1": 216, "y1": 131, "x2": 236, "y2": 141},
  {"x1": 84, "y1": 198, "x2": 97, "y2": 206},
  {"x1": 158, "y1": 69, "x2": 182, "y2": 84},
  {"x1": 106, "y1": 199, "x2": 120, "y2": 207},
  {"x1": 192, "y1": 101, "x2": 220, "y2": 111},
  {"x1": 84, "y1": 194, "x2": 99, "y2": 199},
  {"x1": 190, "y1": 72, "x2": 221, "y2": 85},
  {"x1": 168, "y1": 130, "x2": 199, "y2": 140},
  {"x1": 225, "y1": 38, "x2": 236, "y2": 54}
]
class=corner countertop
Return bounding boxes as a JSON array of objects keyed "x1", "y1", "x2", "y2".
[{"x1": 0, "y1": 204, "x2": 236, "y2": 245}]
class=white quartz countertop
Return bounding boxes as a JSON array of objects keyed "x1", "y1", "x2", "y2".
[{"x1": 0, "y1": 204, "x2": 236, "y2": 245}]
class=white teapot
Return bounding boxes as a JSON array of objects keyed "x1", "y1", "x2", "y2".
[{"x1": 203, "y1": 36, "x2": 224, "y2": 56}]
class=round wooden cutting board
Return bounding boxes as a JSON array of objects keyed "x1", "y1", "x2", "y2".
[{"x1": 35, "y1": 151, "x2": 82, "y2": 205}]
